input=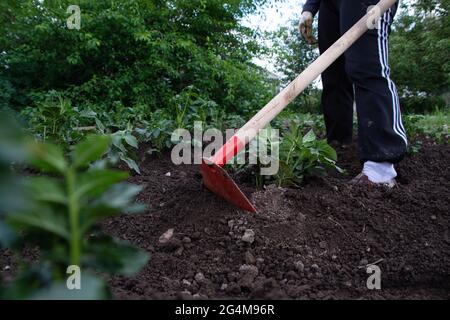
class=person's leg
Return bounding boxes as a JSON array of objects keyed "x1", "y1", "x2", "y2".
[
  {"x1": 339, "y1": 1, "x2": 407, "y2": 183},
  {"x1": 318, "y1": 0, "x2": 354, "y2": 145}
]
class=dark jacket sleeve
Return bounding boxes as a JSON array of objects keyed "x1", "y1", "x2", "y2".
[{"x1": 302, "y1": 0, "x2": 321, "y2": 16}]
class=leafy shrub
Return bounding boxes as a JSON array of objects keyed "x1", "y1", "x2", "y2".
[
  {"x1": 274, "y1": 112, "x2": 326, "y2": 138},
  {"x1": 0, "y1": 133, "x2": 148, "y2": 299},
  {"x1": 227, "y1": 121, "x2": 342, "y2": 188},
  {"x1": 400, "y1": 95, "x2": 446, "y2": 114},
  {"x1": 94, "y1": 118, "x2": 141, "y2": 174},
  {"x1": 390, "y1": 1, "x2": 449, "y2": 105},
  {"x1": 2, "y1": 0, "x2": 276, "y2": 119},
  {"x1": 403, "y1": 109, "x2": 450, "y2": 143},
  {"x1": 136, "y1": 110, "x2": 175, "y2": 153},
  {"x1": 276, "y1": 126, "x2": 343, "y2": 187},
  {"x1": 21, "y1": 91, "x2": 97, "y2": 145},
  {"x1": 0, "y1": 78, "x2": 15, "y2": 109},
  {"x1": 0, "y1": 112, "x2": 31, "y2": 252}
]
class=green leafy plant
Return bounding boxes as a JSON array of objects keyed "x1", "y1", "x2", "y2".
[
  {"x1": 0, "y1": 112, "x2": 30, "y2": 250},
  {"x1": 136, "y1": 110, "x2": 175, "y2": 153},
  {"x1": 225, "y1": 122, "x2": 342, "y2": 189},
  {"x1": 246, "y1": 125, "x2": 281, "y2": 189},
  {"x1": 21, "y1": 91, "x2": 97, "y2": 146},
  {"x1": 276, "y1": 125, "x2": 344, "y2": 187},
  {"x1": 93, "y1": 118, "x2": 141, "y2": 174},
  {"x1": 109, "y1": 129, "x2": 141, "y2": 174},
  {"x1": 1, "y1": 134, "x2": 149, "y2": 299},
  {"x1": 403, "y1": 109, "x2": 450, "y2": 143}
]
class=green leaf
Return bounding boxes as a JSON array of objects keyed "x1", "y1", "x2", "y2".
[
  {"x1": 124, "y1": 134, "x2": 138, "y2": 149},
  {"x1": 29, "y1": 273, "x2": 110, "y2": 300},
  {"x1": 303, "y1": 130, "x2": 316, "y2": 143},
  {"x1": 26, "y1": 177, "x2": 66, "y2": 205},
  {"x1": 95, "y1": 118, "x2": 105, "y2": 133},
  {"x1": 0, "y1": 112, "x2": 29, "y2": 163},
  {"x1": 28, "y1": 141, "x2": 67, "y2": 174},
  {"x1": 335, "y1": 165, "x2": 346, "y2": 174},
  {"x1": 99, "y1": 184, "x2": 143, "y2": 209},
  {"x1": 2, "y1": 263, "x2": 54, "y2": 299},
  {"x1": 318, "y1": 141, "x2": 338, "y2": 161},
  {"x1": 8, "y1": 207, "x2": 69, "y2": 240},
  {"x1": 72, "y1": 135, "x2": 111, "y2": 169},
  {"x1": 84, "y1": 236, "x2": 149, "y2": 276},
  {"x1": 80, "y1": 183, "x2": 144, "y2": 233},
  {"x1": 0, "y1": 221, "x2": 17, "y2": 249},
  {"x1": 75, "y1": 169, "x2": 129, "y2": 199},
  {"x1": 0, "y1": 175, "x2": 31, "y2": 213},
  {"x1": 111, "y1": 134, "x2": 127, "y2": 153},
  {"x1": 120, "y1": 155, "x2": 141, "y2": 175}
]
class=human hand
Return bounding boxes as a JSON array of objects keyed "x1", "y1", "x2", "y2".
[{"x1": 299, "y1": 11, "x2": 317, "y2": 44}]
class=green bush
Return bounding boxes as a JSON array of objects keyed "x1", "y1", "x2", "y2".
[
  {"x1": 228, "y1": 121, "x2": 343, "y2": 189},
  {"x1": 1, "y1": 0, "x2": 276, "y2": 120},
  {"x1": 400, "y1": 95, "x2": 446, "y2": 114},
  {"x1": 403, "y1": 109, "x2": 450, "y2": 143},
  {"x1": 0, "y1": 131, "x2": 148, "y2": 299},
  {"x1": 20, "y1": 91, "x2": 98, "y2": 145},
  {"x1": 276, "y1": 126, "x2": 343, "y2": 187}
]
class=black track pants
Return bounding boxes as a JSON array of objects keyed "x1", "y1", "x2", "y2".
[{"x1": 318, "y1": 0, "x2": 407, "y2": 164}]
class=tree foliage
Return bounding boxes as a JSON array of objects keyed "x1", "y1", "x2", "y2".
[
  {"x1": 0, "y1": 0, "x2": 276, "y2": 119},
  {"x1": 390, "y1": 0, "x2": 449, "y2": 112},
  {"x1": 272, "y1": 17, "x2": 321, "y2": 113}
]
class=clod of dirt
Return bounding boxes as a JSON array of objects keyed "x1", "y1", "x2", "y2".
[
  {"x1": 195, "y1": 272, "x2": 206, "y2": 283},
  {"x1": 311, "y1": 264, "x2": 320, "y2": 272},
  {"x1": 245, "y1": 251, "x2": 256, "y2": 265},
  {"x1": 241, "y1": 229, "x2": 255, "y2": 244},
  {"x1": 174, "y1": 247, "x2": 184, "y2": 256},
  {"x1": 239, "y1": 265, "x2": 259, "y2": 289},
  {"x1": 286, "y1": 270, "x2": 299, "y2": 280},
  {"x1": 158, "y1": 229, "x2": 182, "y2": 253},
  {"x1": 294, "y1": 261, "x2": 305, "y2": 272},
  {"x1": 182, "y1": 237, "x2": 191, "y2": 244},
  {"x1": 178, "y1": 291, "x2": 193, "y2": 300},
  {"x1": 159, "y1": 229, "x2": 174, "y2": 244},
  {"x1": 182, "y1": 279, "x2": 191, "y2": 287},
  {"x1": 319, "y1": 241, "x2": 328, "y2": 249}
]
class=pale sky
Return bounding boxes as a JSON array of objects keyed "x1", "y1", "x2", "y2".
[
  {"x1": 242, "y1": 0, "x2": 305, "y2": 33},
  {"x1": 242, "y1": 0, "x2": 308, "y2": 74},
  {"x1": 242, "y1": 0, "x2": 410, "y2": 76}
]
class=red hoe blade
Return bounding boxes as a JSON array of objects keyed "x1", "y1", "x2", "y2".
[
  {"x1": 201, "y1": 135, "x2": 257, "y2": 213},
  {"x1": 200, "y1": 0, "x2": 396, "y2": 213},
  {"x1": 201, "y1": 159, "x2": 257, "y2": 213}
]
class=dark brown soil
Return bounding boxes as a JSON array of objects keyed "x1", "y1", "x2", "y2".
[{"x1": 104, "y1": 141, "x2": 450, "y2": 300}]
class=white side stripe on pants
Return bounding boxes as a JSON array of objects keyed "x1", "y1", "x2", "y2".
[
  {"x1": 386, "y1": 12, "x2": 408, "y2": 138},
  {"x1": 378, "y1": 10, "x2": 408, "y2": 145},
  {"x1": 382, "y1": 10, "x2": 408, "y2": 143}
]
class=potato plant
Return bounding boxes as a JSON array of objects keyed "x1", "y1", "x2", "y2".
[
  {"x1": 21, "y1": 91, "x2": 98, "y2": 146},
  {"x1": 276, "y1": 125, "x2": 344, "y2": 187},
  {"x1": 0, "y1": 132, "x2": 149, "y2": 299}
]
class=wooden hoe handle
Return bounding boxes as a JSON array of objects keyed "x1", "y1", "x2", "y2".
[{"x1": 212, "y1": 0, "x2": 397, "y2": 166}]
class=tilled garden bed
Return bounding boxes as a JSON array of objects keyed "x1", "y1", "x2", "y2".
[{"x1": 104, "y1": 140, "x2": 450, "y2": 300}]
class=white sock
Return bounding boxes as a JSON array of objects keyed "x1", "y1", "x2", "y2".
[{"x1": 363, "y1": 161, "x2": 397, "y2": 184}]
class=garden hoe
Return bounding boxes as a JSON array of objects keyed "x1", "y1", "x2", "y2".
[{"x1": 201, "y1": 0, "x2": 397, "y2": 213}]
